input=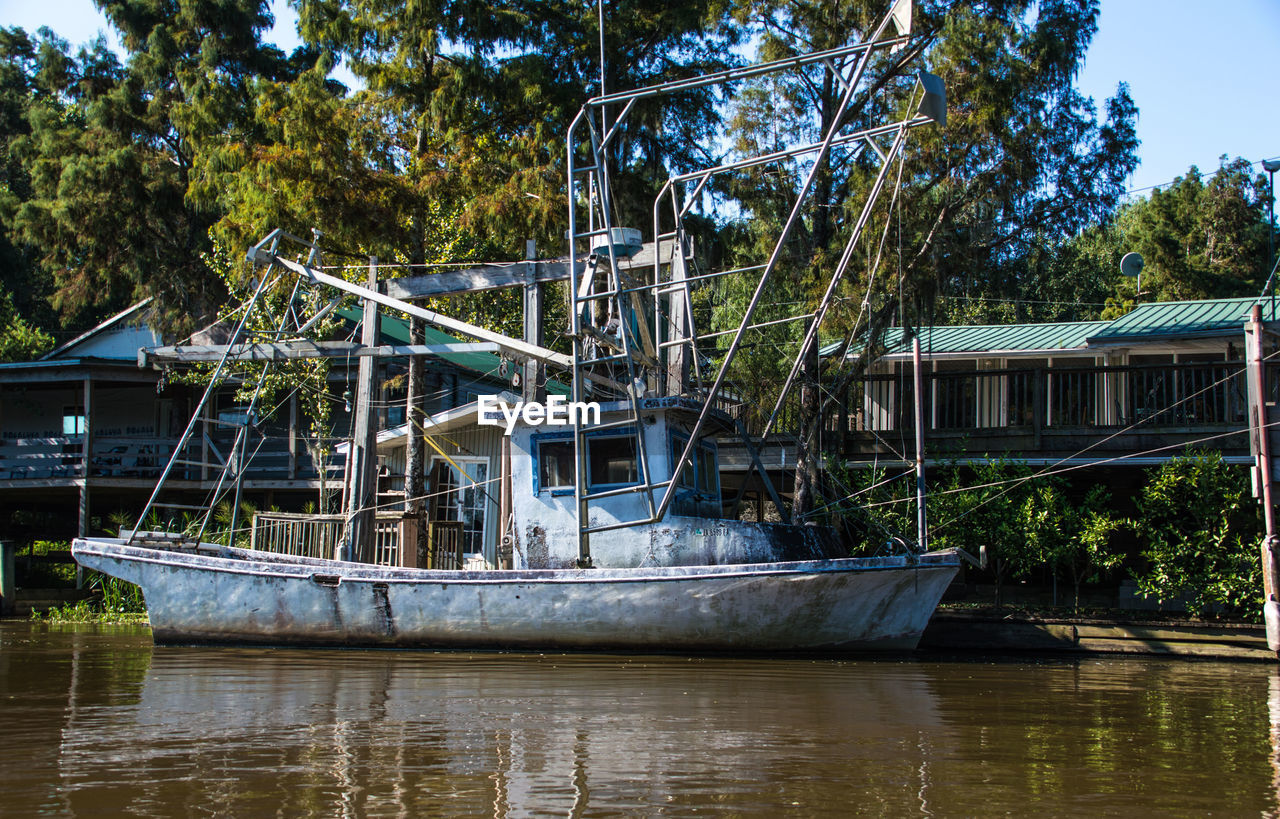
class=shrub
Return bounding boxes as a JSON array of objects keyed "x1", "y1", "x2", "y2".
[{"x1": 1131, "y1": 451, "x2": 1262, "y2": 618}]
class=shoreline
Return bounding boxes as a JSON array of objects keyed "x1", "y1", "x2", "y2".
[{"x1": 921, "y1": 610, "x2": 1273, "y2": 661}]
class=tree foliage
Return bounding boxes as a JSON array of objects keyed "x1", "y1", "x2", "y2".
[
  {"x1": 1022, "y1": 482, "x2": 1123, "y2": 609},
  {"x1": 715, "y1": 0, "x2": 1139, "y2": 515},
  {"x1": 1121, "y1": 159, "x2": 1272, "y2": 302},
  {"x1": 2, "y1": 1, "x2": 304, "y2": 335},
  {"x1": 0, "y1": 0, "x2": 1146, "y2": 362}
]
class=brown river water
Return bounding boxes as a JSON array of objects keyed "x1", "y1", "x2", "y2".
[{"x1": 3, "y1": 621, "x2": 1278, "y2": 817}]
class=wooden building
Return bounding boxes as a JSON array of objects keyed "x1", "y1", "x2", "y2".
[
  {"x1": 710, "y1": 297, "x2": 1270, "y2": 516},
  {"x1": 0, "y1": 301, "x2": 507, "y2": 544},
  {"x1": 829, "y1": 297, "x2": 1263, "y2": 471}
]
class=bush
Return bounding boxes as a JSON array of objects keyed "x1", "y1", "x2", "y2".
[{"x1": 1131, "y1": 451, "x2": 1262, "y2": 618}]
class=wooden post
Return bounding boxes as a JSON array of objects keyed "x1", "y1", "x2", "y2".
[
  {"x1": 343, "y1": 258, "x2": 381, "y2": 563},
  {"x1": 398, "y1": 515, "x2": 418, "y2": 568},
  {"x1": 79, "y1": 378, "x2": 92, "y2": 534},
  {"x1": 0, "y1": 540, "x2": 13, "y2": 616},
  {"x1": 288, "y1": 393, "x2": 298, "y2": 479},
  {"x1": 499, "y1": 433, "x2": 513, "y2": 569},
  {"x1": 1032, "y1": 366, "x2": 1044, "y2": 451},
  {"x1": 522, "y1": 239, "x2": 545, "y2": 403},
  {"x1": 78, "y1": 378, "x2": 92, "y2": 587},
  {"x1": 406, "y1": 297, "x2": 427, "y2": 566},
  {"x1": 1247, "y1": 305, "x2": 1280, "y2": 652},
  {"x1": 201, "y1": 400, "x2": 210, "y2": 482}
]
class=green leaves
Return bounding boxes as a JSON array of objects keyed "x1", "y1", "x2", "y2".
[
  {"x1": 1131, "y1": 450, "x2": 1261, "y2": 618},
  {"x1": 1021, "y1": 482, "x2": 1122, "y2": 609},
  {"x1": 2, "y1": 1, "x2": 295, "y2": 336}
]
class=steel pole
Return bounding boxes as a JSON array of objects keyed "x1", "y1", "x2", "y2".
[
  {"x1": 913, "y1": 337, "x2": 927, "y2": 551},
  {"x1": 1269, "y1": 168, "x2": 1275, "y2": 320}
]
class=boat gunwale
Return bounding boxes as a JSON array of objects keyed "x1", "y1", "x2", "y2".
[{"x1": 73, "y1": 537, "x2": 960, "y2": 587}]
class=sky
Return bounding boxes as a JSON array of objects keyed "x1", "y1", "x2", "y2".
[{"x1": 1, "y1": 0, "x2": 1278, "y2": 199}]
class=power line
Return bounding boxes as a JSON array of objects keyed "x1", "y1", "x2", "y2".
[{"x1": 1121, "y1": 154, "x2": 1280, "y2": 199}]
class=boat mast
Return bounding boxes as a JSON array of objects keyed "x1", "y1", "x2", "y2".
[{"x1": 564, "y1": 0, "x2": 941, "y2": 554}]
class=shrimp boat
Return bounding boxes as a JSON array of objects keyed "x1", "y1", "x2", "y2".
[{"x1": 74, "y1": 0, "x2": 964, "y2": 652}]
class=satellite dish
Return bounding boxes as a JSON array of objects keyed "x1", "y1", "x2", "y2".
[{"x1": 1120, "y1": 252, "x2": 1144, "y2": 278}]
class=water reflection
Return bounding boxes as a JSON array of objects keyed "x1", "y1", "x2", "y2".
[{"x1": 2, "y1": 623, "x2": 1278, "y2": 816}]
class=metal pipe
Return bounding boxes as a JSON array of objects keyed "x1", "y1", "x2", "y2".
[
  {"x1": 749, "y1": 124, "x2": 911, "y2": 460},
  {"x1": 1268, "y1": 164, "x2": 1277, "y2": 320},
  {"x1": 585, "y1": 35, "x2": 910, "y2": 108},
  {"x1": 130, "y1": 265, "x2": 279, "y2": 542},
  {"x1": 913, "y1": 336, "x2": 927, "y2": 551},
  {"x1": 681, "y1": 312, "x2": 817, "y2": 344},
  {"x1": 665, "y1": 121, "x2": 919, "y2": 185}
]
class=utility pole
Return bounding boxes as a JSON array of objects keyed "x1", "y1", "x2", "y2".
[
  {"x1": 522, "y1": 240, "x2": 545, "y2": 403},
  {"x1": 1246, "y1": 304, "x2": 1280, "y2": 656}
]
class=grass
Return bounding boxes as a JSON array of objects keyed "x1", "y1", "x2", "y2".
[{"x1": 32, "y1": 573, "x2": 149, "y2": 625}]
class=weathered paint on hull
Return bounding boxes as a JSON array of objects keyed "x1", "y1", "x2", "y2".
[{"x1": 72, "y1": 538, "x2": 960, "y2": 652}]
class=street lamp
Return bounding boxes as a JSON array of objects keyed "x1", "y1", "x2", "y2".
[{"x1": 1266, "y1": 158, "x2": 1280, "y2": 280}]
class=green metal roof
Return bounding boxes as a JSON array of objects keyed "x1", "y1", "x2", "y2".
[
  {"x1": 908, "y1": 322, "x2": 1107, "y2": 354},
  {"x1": 821, "y1": 297, "x2": 1272, "y2": 359},
  {"x1": 822, "y1": 321, "x2": 1105, "y2": 357},
  {"x1": 1086, "y1": 297, "x2": 1263, "y2": 343},
  {"x1": 337, "y1": 306, "x2": 504, "y2": 377},
  {"x1": 337, "y1": 307, "x2": 568, "y2": 394}
]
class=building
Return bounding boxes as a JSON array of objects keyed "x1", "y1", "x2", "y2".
[
  {"x1": 830, "y1": 297, "x2": 1264, "y2": 475},
  {"x1": 0, "y1": 301, "x2": 507, "y2": 545}
]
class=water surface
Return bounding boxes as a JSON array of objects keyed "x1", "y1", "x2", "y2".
[{"x1": 3, "y1": 622, "x2": 1276, "y2": 816}]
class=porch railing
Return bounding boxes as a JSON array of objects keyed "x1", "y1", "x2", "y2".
[
  {"x1": 847, "y1": 360, "x2": 1250, "y2": 434},
  {"x1": 0, "y1": 434, "x2": 345, "y2": 482},
  {"x1": 250, "y1": 511, "x2": 412, "y2": 566},
  {"x1": 249, "y1": 512, "x2": 462, "y2": 569}
]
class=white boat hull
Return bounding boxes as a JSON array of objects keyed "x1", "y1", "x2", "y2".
[{"x1": 72, "y1": 538, "x2": 960, "y2": 652}]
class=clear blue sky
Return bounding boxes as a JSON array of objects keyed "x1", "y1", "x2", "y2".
[{"x1": 2, "y1": 0, "x2": 1278, "y2": 198}]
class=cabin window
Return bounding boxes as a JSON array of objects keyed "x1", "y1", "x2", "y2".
[
  {"x1": 537, "y1": 439, "x2": 575, "y2": 492},
  {"x1": 671, "y1": 434, "x2": 719, "y2": 496},
  {"x1": 532, "y1": 431, "x2": 641, "y2": 492},
  {"x1": 62, "y1": 407, "x2": 86, "y2": 436},
  {"x1": 588, "y1": 435, "x2": 638, "y2": 488}
]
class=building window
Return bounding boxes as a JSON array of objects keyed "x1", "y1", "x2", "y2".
[
  {"x1": 62, "y1": 407, "x2": 86, "y2": 436},
  {"x1": 430, "y1": 458, "x2": 490, "y2": 556}
]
